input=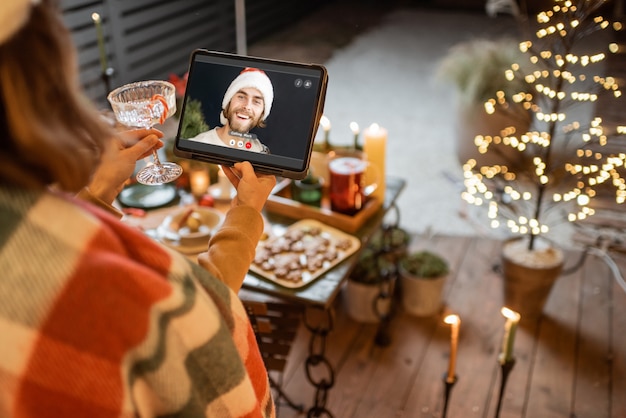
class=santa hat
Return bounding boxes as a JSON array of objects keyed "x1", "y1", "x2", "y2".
[
  {"x1": 0, "y1": 0, "x2": 40, "y2": 45},
  {"x1": 221, "y1": 67, "x2": 274, "y2": 125}
]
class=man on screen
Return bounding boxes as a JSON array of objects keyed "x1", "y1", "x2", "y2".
[{"x1": 189, "y1": 67, "x2": 273, "y2": 154}]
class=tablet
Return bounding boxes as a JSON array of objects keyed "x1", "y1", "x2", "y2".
[{"x1": 173, "y1": 49, "x2": 328, "y2": 179}]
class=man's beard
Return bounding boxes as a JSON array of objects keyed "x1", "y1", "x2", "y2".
[{"x1": 228, "y1": 107, "x2": 260, "y2": 133}]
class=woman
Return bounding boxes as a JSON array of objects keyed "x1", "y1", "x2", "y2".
[{"x1": 0, "y1": 0, "x2": 277, "y2": 416}]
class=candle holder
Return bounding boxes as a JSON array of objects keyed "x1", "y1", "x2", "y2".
[
  {"x1": 102, "y1": 66, "x2": 115, "y2": 97},
  {"x1": 494, "y1": 356, "x2": 516, "y2": 418},
  {"x1": 441, "y1": 373, "x2": 458, "y2": 418}
]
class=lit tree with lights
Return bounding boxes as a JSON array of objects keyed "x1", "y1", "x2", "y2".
[{"x1": 462, "y1": 0, "x2": 626, "y2": 251}]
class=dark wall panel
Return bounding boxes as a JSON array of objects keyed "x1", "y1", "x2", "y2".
[{"x1": 61, "y1": 0, "x2": 325, "y2": 107}]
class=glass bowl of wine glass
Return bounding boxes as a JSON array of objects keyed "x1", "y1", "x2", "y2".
[{"x1": 107, "y1": 80, "x2": 183, "y2": 185}]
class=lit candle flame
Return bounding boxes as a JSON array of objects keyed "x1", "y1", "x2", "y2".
[
  {"x1": 320, "y1": 115, "x2": 331, "y2": 131},
  {"x1": 501, "y1": 307, "x2": 521, "y2": 320},
  {"x1": 350, "y1": 121, "x2": 359, "y2": 134},
  {"x1": 444, "y1": 314, "x2": 460, "y2": 325},
  {"x1": 368, "y1": 122, "x2": 380, "y2": 133}
]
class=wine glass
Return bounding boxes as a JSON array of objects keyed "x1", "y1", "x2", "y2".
[{"x1": 107, "y1": 80, "x2": 183, "y2": 185}]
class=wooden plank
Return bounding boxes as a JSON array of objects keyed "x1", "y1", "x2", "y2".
[
  {"x1": 62, "y1": 0, "x2": 100, "y2": 10},
  {"x1": 322, "y1": 321, "x2": 385, "y2": 417},
  {"x1": 408, "y1": 236, "x2": 508, "y2": 418},
  {"x1": 348, "y1": 235, "x2": 474, "y2": 417},
  {"x1": 610, "y1": 252, "x2": 626, "y2": 418},
  {"x1": 113, "y1": 0, "x2": 214, "y2": 31},
  {"x1": 275, "y1": 303, "x2": 371, "y2": 417},
  {"x1": 120, "y1": 8, "x2": 216, "y2": 45},
  {"x1": 571, "y1": 251, "x2": 612, "y2": 417},
  {"x1": 522, "y1": 249, "x2": 585, "y2": 418},
  {"x1": 260, "y1": 234, "x2": 622, "y2": 417}
]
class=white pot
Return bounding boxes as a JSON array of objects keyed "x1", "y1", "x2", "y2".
[
  {"x1": 399, "y1": 268, "x2": 447, "y2": 317},
  {"x1": 342, "y1": 280, "x2": 391, "y2": 323}
]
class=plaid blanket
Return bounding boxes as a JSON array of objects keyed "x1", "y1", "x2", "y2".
[{"x1": 0, "y1": 185, "x2": 274, "y2": 417}]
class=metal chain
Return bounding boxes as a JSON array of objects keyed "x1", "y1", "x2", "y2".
[
  {"x1": 300, "y1": 203, "x2": 406, "y2": 414},
  {"x1": 373, "y1": 205, "x2": 406, "y2": 346},
  {"x1": 303, "y1": 306, "x2": 335, "y2": 418}
]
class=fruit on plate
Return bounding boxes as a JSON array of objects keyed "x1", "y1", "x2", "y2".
[{"x1": 186, "y1": 212, "x2": 203, "y2": 232}]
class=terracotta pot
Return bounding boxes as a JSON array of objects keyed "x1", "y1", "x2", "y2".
[
  {"x1": 342, "y1": 280, "x2": 391, "y2": 323},
  {"x1": 399, "y1": 266, "x2": 447, "y2": 317},
  {"x1": 501, "y1": 238, "x2": 564, "y2": 319}
]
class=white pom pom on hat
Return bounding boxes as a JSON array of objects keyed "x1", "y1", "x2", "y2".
[
  {"x1": 0, "y1": 0, "x2": 41, "y2": 45},
  {"x1": 220, "y1": 67, "x2": 274, "y2": 125}
]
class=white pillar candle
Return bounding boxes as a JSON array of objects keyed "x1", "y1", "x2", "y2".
[{"x1": 363, "y1": 123, "x2": 387, "y2": 202}]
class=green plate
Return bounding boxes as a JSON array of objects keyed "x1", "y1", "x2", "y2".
[{"x1": 118, "y1": 183, "x2": 178, "y2": 209}]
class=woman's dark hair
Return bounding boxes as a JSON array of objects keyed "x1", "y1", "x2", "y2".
[{"x1": 0, "y1": 0, "x2": 113, "y2": 191}]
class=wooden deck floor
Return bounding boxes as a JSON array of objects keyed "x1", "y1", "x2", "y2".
[{"x1": 270, "y1": 233, "x2": 626, "y2": 418}]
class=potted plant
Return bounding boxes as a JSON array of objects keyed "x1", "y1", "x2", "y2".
[
  {"x1": 343, "y1": 225, "x2": 410, "y2": 323},
  {"x1": 460, "y1": 1, "x2": 625, "y2": 318},
  {"x1": 398, "y1": 250, "x2": 450, "y2": 317},
  {"x1": 437, "y1": 37, "x2": 531, "y2": 167}
]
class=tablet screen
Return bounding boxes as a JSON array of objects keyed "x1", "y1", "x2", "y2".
[{"x1": 174, "y1": 50, "x2": 328, "y2": 179}]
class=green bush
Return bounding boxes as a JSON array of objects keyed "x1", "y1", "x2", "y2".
[{"x1": 399, "y1": 251, "x2": 449, "y2": 279}]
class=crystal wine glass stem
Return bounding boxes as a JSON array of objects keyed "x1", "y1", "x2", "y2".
[{"x1": 151, "y1": 149, "x2": 162, "y2": 165}]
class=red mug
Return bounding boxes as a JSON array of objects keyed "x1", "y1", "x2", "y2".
[{"x1": 328, "y1": 157, "x2": 378, "y2": 215}]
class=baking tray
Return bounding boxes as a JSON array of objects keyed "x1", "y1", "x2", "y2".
[{"x1": 249, "y1": 219, "x2": 361, "y2": 288}]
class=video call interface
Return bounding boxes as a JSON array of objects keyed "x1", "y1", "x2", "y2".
[{"x1": 175, "y1": 52, "x2": 326, "y2": 172}]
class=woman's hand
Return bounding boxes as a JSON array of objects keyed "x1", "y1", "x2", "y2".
[
  {"x1": 88, "y1": 129, "x2": 164, "y2": 204},
  {"x1": 222, "y1": 162, "x2": 276, "y2": 212}
]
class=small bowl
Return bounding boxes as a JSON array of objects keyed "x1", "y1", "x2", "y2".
[{"x1": 158, "y1": 207, "x2": 223, "y2": 246}]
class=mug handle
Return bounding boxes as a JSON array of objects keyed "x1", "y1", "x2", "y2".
[{"x1": 362, "y1": 162, "x2": 380, "y2": 197}]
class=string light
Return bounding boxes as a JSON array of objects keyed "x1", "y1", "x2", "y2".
[{"x1": 460, "y1": 0, "x2": 626, "y2": 247}]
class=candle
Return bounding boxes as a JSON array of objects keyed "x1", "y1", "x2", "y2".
[
  {"x1": 444, "y1": 314, "x2": 460, "y2": 382},
  {"x1": 320, "y1": 115, "x2": 331, "y2": 152},
  {"x1": 500, "y1": 307, "x2": 521, "y2": 364},
  {"x1": 91, "y1": 13, "x2": 108, "y2": 72},
  {"x1": 190, "y1": 168, "x2": 210, "y2": 198},
  {"x1": 363, "y1": 123, "x2": 387, "y2": 202},
  {"x1": 218, "y1": 167, "x2": 232, "y2": 199},
  {"x1": 350, "y1": 121, "x2": 360, "y2": 150}
]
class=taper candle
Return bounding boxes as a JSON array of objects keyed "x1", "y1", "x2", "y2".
[
  {"x1": 363, "y1": 123, "x2": 387, "y2": 202},
  {"x1": 444, "y1": 314, "x2": 460, "y2": 382},
  {"x1": 350, "y1": 121, "x2": 360, "y2": 150},
  {"x1": 91, "y1": 13, "x2": 108, "y2": 72},
  {"x1": 215, "y1": 167, "x2": 233, "y2": 199},
  {"x1": 500, "y1": 307, "x2": 521, "y2": 363},
  {"x1": 320, "y1": 115, "x2": 331, "y2": 152}
]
